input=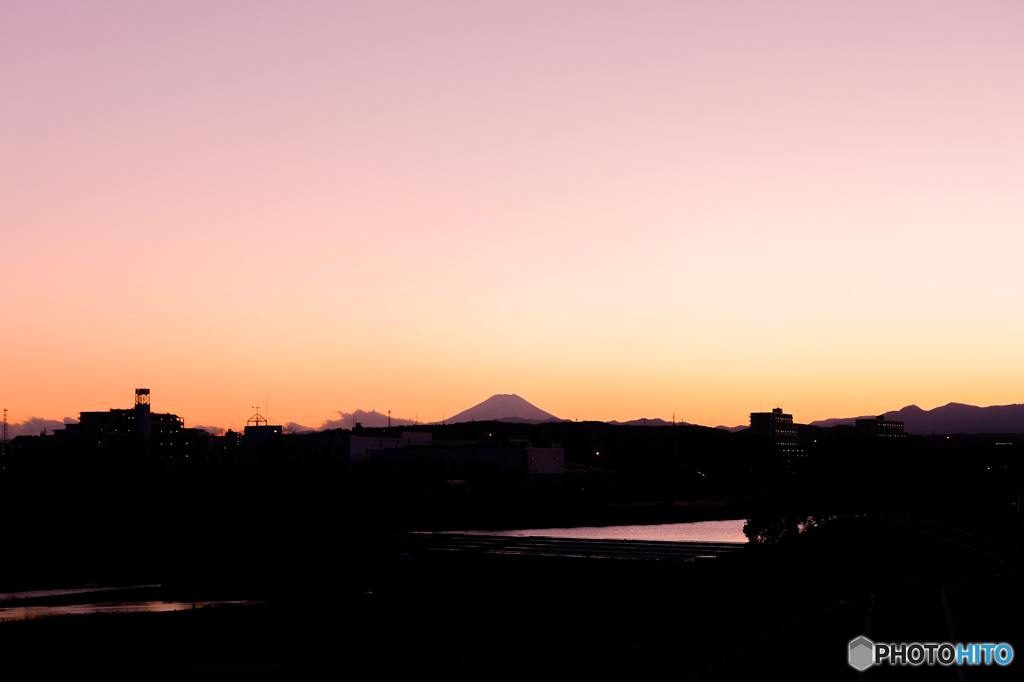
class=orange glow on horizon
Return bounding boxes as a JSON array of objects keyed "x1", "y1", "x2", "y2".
[{"x1": 2, "y1": 2, "x2": 1023, "y2": 433}]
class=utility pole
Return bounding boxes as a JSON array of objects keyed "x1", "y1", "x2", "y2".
[{"x1": 1, "y1": 408, "x2": 8, "y2": 457}]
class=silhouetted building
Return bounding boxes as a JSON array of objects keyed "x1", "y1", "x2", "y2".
[
  {"x1": 58, "y1": 388, "x2": 203, "y2": 456},
  {"x1": 350, "y1": 432, "x2": 441, "y2": 467},
  {"x1": 276, "y1": 429, "x2": 564, "y2": 494},
  {"x1": 749, "y1": 408, "x2": 799, "y2": 448},
  {"x1": 242, "y1": 409, "x2": 282, "y2": 458},
  {"x1": 215, "y1": 429, "x2": 244, "y2": 458},
  {"x1": 368, "y1": 437, "x2": 564, "y2": 496},
  {"x1": 10, "y1": 433, "x2": 51, "y2": 456},
  {"x1": 526, "y1": 446, "x2": 563, "y2": 474},
  {"x1": 370, "y1": 440, "x2": 562, "y2": 474},
  {"x1": 856, "y1": 415, "x2": 906, "y2": 438},
  {"x1": 283, "y1": 429, "x2": 351, "y2": 465}
]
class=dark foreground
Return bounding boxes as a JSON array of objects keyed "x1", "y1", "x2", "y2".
[{"x1": 1, "y1": 509, "x2": 1019, "y2": 681}]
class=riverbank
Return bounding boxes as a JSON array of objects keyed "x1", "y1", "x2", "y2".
[{"x1": 1, "y1": 510, "x2": 1018, "y2": 680}]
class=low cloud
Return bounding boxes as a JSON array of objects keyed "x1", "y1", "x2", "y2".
[
  {"x1": 9, "y1": 417, "x2": 77, "y2": 437},
  {"x1": 320, "y1": 409, "x2": 419, "y2": 430}
]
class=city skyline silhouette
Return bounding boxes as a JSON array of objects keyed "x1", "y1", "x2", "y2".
[{"x1": 1, "y1": 4, "x2": 1020, "y2": 679}]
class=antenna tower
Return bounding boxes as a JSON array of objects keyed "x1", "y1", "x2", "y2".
[
  {"x1": 248, "y1": 406, "x2": 267, "y2": 427},
  {"x1": 2, "y1": 408, "x2": 8, "y2": 456}
]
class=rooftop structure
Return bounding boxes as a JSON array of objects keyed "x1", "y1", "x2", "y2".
[{"x1": 242, "y1": 408, "x2": 282, "y2": 457}]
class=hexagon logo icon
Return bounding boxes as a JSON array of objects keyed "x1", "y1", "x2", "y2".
[{"x1": 849, "y1": 636, "x2": 874, "y2": 671}]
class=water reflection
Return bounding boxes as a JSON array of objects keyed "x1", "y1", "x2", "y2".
[
  {"x1": 742, "y1": 515, "x2": 839, "y2": 544},
  {"x1": 0, "y1": 585, "x2": 161, "y2": 603},
  {"x1": 450, "y1": 519, "x2": 748, "y2": 543},
  {"x1": 0, "y1": 600, "x2": 262, "y2": 622}
]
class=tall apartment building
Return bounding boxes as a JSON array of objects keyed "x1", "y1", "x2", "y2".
[
  {"x1": 855, "y1": 415, "x2": 906, "y2": 438},
  {"x1": 749, "y1": 408, "x2": 799, "y2": 449}
]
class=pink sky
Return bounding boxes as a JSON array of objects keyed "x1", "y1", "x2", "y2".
[{"x1": 2, "y1": 1, "x2": 1023, "y2": 431}]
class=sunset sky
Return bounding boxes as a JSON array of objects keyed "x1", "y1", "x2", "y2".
[{"x1": 2, "y1": 1, "x2": 1023, "y2": 433}]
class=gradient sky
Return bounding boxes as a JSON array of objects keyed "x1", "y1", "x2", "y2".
[{"x1": 2, "y1": 1, "x2": 1023, "y2": 431}]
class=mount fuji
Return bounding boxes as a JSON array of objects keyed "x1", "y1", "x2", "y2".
[{"x1": 443, "y1": 394, "x2": 564, "y2": 424}]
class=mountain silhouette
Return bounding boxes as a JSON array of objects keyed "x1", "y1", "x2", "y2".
[
  {"x1": 810, "y1": 402, "x2": 1024, "y2": 435},
  {"x1": 443, "y1": 394, "x2": 562, "y2": 425},
  {"x1": 606, "y1": 418, "x2": 692, "y2": 427}
]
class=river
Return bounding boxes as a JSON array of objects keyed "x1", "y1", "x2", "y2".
[{"x1": 448, "y1": 519, "x2": 748, "y2": 543}]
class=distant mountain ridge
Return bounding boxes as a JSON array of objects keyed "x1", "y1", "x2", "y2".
[
  {"x1": 443, "y1": 394, "x2": 562, "y2": 425},
  {"x1": 443, "y1": 398, "x2": 1024, "y2": 434},
  {"x1": 606, "y1": 418, "x2": 693, "y2": 427},
  {"x1": 810, "y1": 402, "x2": 1024, "y2": 435}
]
